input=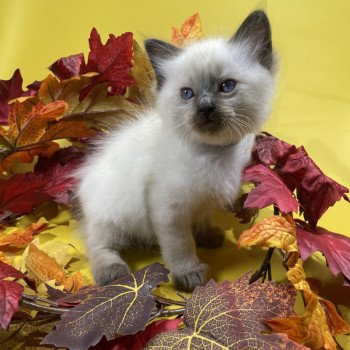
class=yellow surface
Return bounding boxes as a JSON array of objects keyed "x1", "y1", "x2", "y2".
[{"x1": 0, "y1": 1, "x2": 349, "y2": 346}]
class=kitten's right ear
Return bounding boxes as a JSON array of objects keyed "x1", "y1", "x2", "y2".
[{"x1": 144, "y1": 39, "x2": 181, "y2": 88}]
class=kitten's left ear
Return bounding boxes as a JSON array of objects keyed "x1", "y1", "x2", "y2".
[
  {"x1": 230, "y1": 10, "x2": 272, "y2": 70},
  {"x1": 144, "y1": 39, "x2": 181, "y2": 88}
]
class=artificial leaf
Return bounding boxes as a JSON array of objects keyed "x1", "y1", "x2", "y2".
[
  {"x1": 0, "y1": 221, "x2": 47, "y2": 247},
  {"x1": 0, "y1": 174, "x2": 51, "y2": 216},
  {"x1": 43, "y1": 263, "x2": 169, "y2": 350},
  {"x1": 237, "y1": 215, "x2": 299, "y2": 253},
  {"x1": 49, "y1": 53, "x2": 86, "y2": 80},
  {"x1": 80, "y1": 28, "x2": 134, "y2": 100},
  {"x1": 63, "y1": 271, "x2": 84, "y2": 293},
  {"x1": 0, "y1": 69, "x2": 27, "y2": 125},
  {"x1": 253, "y1": 134, "x2": 295, "y2": 166},
  {"x1": 266, "y1": 259, "x2": 350, "y2": 349},
  {"x1": 278, "y1": 146, "x2": 349, "y2": 227},
  {"x1": 243, "y1": 164, "x2": 300, "y2": 213},
  {"x1": 296, "y1": 221, "x2": 350, "y2": 283},
  {"x1": 128, "y1": 40, "x2": 156, "y2": 104},
  {"x1": 0, "y1": 261, "x2": 31, "y2": 330},
  {"x1": 25, "y1": 244, "x2": 66, "y2": 286},
  {"x1": 146, "y1": 273, "x2": 307, "y2": 350},
  {"x1": 91, "y1": 318, "x2": 182, "y2": 350},
  {"x1": 38, "y1": 75, "x2": 137, "y2": 130},
  {"x1": 171, "y1": 13, "x2": 202, "y2": 46},
  {"x1": 0, "y1": 315, "x2": 59, "y2": 349}
]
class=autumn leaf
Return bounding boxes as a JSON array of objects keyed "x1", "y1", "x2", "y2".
[
  {"x1": 265, "y1": 260, "x2": 350, "y2": 349},
  {"x1": 146, "y1": 273, "x2": 306, "y2": 350},
  {"x1": 171, "y1": 13, "x2": 202, "y2": 46},
  {"x1": 231, "y1": 193, "x2": 259, "y2": 224},
  {"x1": 79, "y1": 28, "x2": 134, "y2": 100},
  {"x1": 0, "y1": 221, "x2": 47, "y2": 247},
  {"x1": 237, "y1": 215, "x2": 299, "y2": 253},
  {"x1": 296, "y1": 220, "x2": 350, "y2": 284},
  {"x1": 0, "y1": 261, "x2": 32, "y2": 329},
  {"x1": 0, "y1": 315, "x2": 59, "y2": 349},
  {"x1": 49, "y1": 53, "x2": 86, "y2": 80},
  {"x1": 128, "y1": 40, "x2": 156, "y2": 104},
  {"x1": 63, "y1": 271, "x2": 84, "y2": 293},
  {"x1": 0, "y1": 174, "x2": 52, "y2": 216},
  {"x1": 25, "y1": 243, "x2": 66, "y2": 286},
  {"x1": 38, "y1": 75, "x2": 137, "y2": 131},
  {"x1": 91, "y1": 318, "x2": 182, "y2": 350},
  {"x1": 0, "y1": 69, "x2": 31, "y2": 125},
  {"x1": 243, "y1": 164, "x2": 300, "y2": 213},
  {"x1": 43, "y1": 263, "x2": 169, "y2": 350}
]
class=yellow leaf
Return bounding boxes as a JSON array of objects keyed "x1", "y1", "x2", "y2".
[
  {"x1": 237, "y1": 215, "x2": 298, "y2": 253},
  {"x1": 25, "y1": 243, "x2": 66, "y2": 285},
  {"x1": 171, "y1": 13, "x2": 202, "y2": 46},
  {"x1": 63, "y1": 271, "x2": 84, "y2": 292}
]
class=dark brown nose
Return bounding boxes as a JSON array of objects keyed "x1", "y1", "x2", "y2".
[{"x1": 198, "y1": 104, "x2": 215, "y2": 117}]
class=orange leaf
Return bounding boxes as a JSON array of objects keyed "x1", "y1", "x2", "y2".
[
  {"x1": 63, "y1": 271, "x2": 84, "y2": 292},
  {"x1": 25, "y1": 243, "x2": 66, "y2": 285},
  {"x1": 171, "y1": 13, "x2": 202, "y2": 46},
  {"x1": 0, "y1": 221, "x2": 47, "y2": 247},
  {"x1": 237, "y1": 215, "x2": 298, "y2": 253}
]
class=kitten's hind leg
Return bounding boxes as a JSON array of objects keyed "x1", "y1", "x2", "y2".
[
  {"x1": 84, "y1": 221, "x2": 130, "y2": 286},
  {"x1": 192, "y1": 216, "x2": 224, "y2": 249}
]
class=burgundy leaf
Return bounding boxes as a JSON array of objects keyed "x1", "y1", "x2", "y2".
[
  {"x1": 243, "y1": 164, "x2": 299, "y2": 213},
  {"x1": 279, "y1": 146, "x2": 349, "y2": 227},
  {"x1": 0, "y1": 174, "x2": 51, "y2": 215},
  {"x1": 0, "y1": 280, "x2": 23, "y2": 330},
  {"x1": 253, "y1": 135, "x2": 295, "y2": 166},
  {"x1": 79, "y1": 28, "x2": 134, "y2": 100},
  {"x1": 0, "y1": 69, "x2": 25, "y2": 124},
  {"x1": 91, "y1": 319, "x2": 182, "y2": 350},
  {"x1": 49, "y1": 53, "x2": 87, "y2": 80},
  {"x1": 296, "y1": 221, "x2": 350, "y2": 284}
]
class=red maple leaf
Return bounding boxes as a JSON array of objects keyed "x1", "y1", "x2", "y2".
[
  {"x1": 83, "y1": 28, "x2": 135, "y2": 100},
  {"x1": 296, "y1": 220, "x2": 350, "y2": 285},
  {"x1": 243, "y1": 164, "x2": 300, "y2": 213}
]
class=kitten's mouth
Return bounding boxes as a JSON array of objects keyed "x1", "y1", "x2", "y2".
[{"x1": 192, "y1": 115, "x2": 225, "y2": 134}]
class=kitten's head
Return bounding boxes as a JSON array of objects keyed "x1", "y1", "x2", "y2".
[{"x1": 145, "y1": 10, "x2": 276, "y2": 146}]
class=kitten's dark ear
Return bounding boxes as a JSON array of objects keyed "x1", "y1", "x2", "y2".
[
  {"x1": 230, "y1": 10, "x2": 272, "y2": 70},
  {"x1": 144, "y1": 39, "x2": 181, "y2": 88}
]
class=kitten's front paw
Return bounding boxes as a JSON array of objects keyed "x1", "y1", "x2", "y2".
[
  {"x1": 172, "y1": 263, "x2": 208, "y2": 292},
  {"x1": 195, "y1": 226, "x2": 224, "y2": 249},
  {"x1": 94, "y1": 263, "x2": 130, "y2": 286}
]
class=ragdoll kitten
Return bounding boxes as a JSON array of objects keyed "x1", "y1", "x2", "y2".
[{"x1": 77, "y1": 10, "x2": 276, "y2": 291}]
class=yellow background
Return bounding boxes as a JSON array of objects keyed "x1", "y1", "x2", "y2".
[
  {"x1": 1, "y1": 1, "x2": 349, "y2": 347},
  {"x1": 0, "y1": 0, "x2": 349, "y2": 233}
]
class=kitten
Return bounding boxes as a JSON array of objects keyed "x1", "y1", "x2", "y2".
[{"x1": 76, "y1": 10, "x2": 276, "y2": 291}]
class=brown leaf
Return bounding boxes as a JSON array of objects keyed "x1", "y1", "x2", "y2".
[
  {"x1": 0, "y1": 221, "x2": 47, "y2": 247},
  {"x1": 38, "y1": 75, "x2": 138, "y2": 130},
  {"x1": 237, "y1": 215, "x2": 299, "y2": 253},
  {"x1": 171, "y1": 13, "x2": 202, "y2": 46},
  {"x1": 25, "y1": 243, "x2": 66, "y2": 285}
]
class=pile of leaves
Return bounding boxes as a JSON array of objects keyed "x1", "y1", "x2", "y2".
[{"x1": 0, "y1": 13, "x2": 349, "y2": 350}]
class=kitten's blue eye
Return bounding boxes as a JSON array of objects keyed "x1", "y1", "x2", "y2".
[
  {"x1": 180, "y1": 88, "x2": 194, "y2": 100},
  {"x1": 219, "y1": 79, "x2": 236, "y2": 93}
]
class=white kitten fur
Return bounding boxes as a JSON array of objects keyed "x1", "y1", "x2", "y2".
[{"x1": 77, "y1": 11, "x2": 276, "y2": 291}]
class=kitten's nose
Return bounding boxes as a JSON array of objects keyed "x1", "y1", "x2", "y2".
[{"x1": 198, "y1": 104, "x2": 215, "y2": 117}]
